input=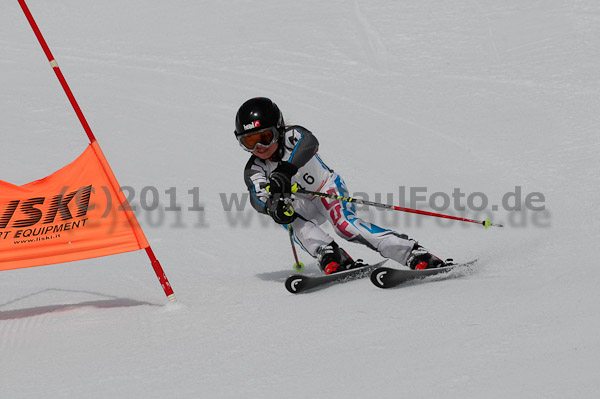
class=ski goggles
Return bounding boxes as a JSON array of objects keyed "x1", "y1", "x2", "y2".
[{"x1": 237, "y1": 127, "x2": 280, "y2": 152}]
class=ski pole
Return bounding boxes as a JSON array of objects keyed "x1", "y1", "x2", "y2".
[
  {"x1": 287, "y1": 224, "x2": 305, "y2": 272},
  {"x1": 292, "y1": 186, "x2": 503, "y2": 229},
  {"x1": 266, "y1": 184, "x2": 306, "y2": 271}
]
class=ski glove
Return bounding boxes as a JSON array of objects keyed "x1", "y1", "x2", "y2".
[
  {"x1": 266, "y1": 197, "x2": 297, "y2": 225},
  {"x1": 268, "y1": 162, "x2": 298, "y2": 198}
]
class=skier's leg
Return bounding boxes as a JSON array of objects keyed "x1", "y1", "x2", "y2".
[
  {"x1": 287, "y1": 196, "x2": 354, "y2": 274},
  {"x1": 288, "y1": 217, "x2": 333, "y2": 257},
  {"x1": 286, "y1": 196, "x2": 333, "y2": 257},
  {"x1": 316, "y1": 174, "x2": 416, "y2": 265}
]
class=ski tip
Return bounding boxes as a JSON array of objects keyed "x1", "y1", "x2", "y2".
[
  {"x1": 285, "y1": 275, "x2": 306, "y2": 294},
  {"x1": 370, "y1": 267, "x2": 392, "y2": 289}
]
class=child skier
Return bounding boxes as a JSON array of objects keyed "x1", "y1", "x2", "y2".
[{"x1": 235, "y1": 97, "x2": 444, "y2": 274}]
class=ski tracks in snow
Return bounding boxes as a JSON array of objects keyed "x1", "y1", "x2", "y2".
[
  {"x1": 352, "y1": 0, "x2": 390, "y2": 73},
  {"x1": 0, "y1": 309, "x2": 48, "y2": 352}
]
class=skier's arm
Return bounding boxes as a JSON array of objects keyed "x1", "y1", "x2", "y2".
[
  {"x1": 280, "y1": 126, "x2": 319, "y2": 170},
  {"x1": 244, "y1": 157, "x2": 269, "y2": 214},
  {"x1": 269, "y1": 126, "x2": 319, "y2": 194}
]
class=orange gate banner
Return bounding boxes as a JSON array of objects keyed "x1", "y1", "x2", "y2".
[{"x1": 0, "y1": 142, "x2": 149, "y2": 271}]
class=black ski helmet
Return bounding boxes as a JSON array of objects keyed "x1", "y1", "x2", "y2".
[{"x1": 234, "y1": 97, "x2": 284, "y2": 138}]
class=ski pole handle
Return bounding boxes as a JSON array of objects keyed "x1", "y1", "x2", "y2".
[
  {"x1": 292, "y1": 185, "x2": 503, "y2": 229},
  {"x1": 283, "y1": 198, "x2": 295, "y2": 217}
]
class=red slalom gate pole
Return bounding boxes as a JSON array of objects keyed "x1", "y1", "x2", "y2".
[
  {"x1": 18, "y1": 0, "x2": 177, "y2": 301},
  {"x1": 146, "y1": 247, "x2": 176, "y2": 302},
  {"x1": 17, "y1": 0, "x2": 96, "y2": 143}
]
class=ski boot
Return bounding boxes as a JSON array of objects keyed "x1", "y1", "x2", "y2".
[
  {"x1": 316, "y1": 241, "x2": 355, "y2": 274},
  {"x1": 406, "y1": 242, "x2": 445, "y2": 270}
]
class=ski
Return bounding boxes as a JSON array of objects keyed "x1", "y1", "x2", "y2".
[
  {"x1": 285, "y1": 260, "x2": 388, "y2": 294},
  {"x1": 370, "y1": 259, "x2": 478, "y2": 289}
]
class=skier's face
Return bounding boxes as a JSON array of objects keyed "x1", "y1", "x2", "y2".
[{"x1": 252, "y1": 141, "x2": 279, "y2": 160}]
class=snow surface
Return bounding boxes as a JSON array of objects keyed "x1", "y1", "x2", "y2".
[{"x1": 1, "y1": 1, "x2": 599, "y2": 398}]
